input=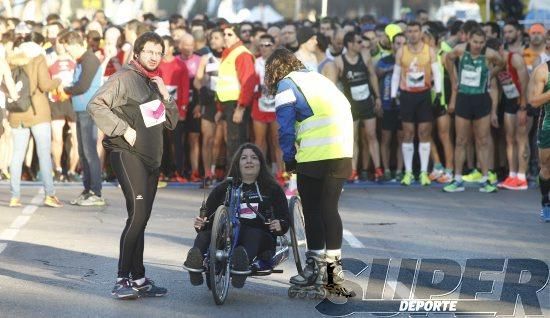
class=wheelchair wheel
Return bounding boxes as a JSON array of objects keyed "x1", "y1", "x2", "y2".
[
  {"x1": 288, "y1": 196, "x2": 307, "y2": 276},
  {"x1": 209, "y1": 205, "x2": 232, "y2": 305}
]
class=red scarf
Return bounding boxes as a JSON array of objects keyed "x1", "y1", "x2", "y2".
[{"x1": 130, "y1": 60, "x2": 161, "y2": 79}]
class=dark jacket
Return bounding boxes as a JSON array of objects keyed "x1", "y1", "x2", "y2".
[
  {"x1": 64, "y1": 49, "x2": 102, "y2": 112},
  {"x1": 202, "y1": 180, "x2": 290, "y2": 237},
  {"x1": 87, "y1": 63, "x2": 178, "y2": 168}
]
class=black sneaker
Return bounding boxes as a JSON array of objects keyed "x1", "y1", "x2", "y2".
[
  {"x1": 111, "y1": 278, "x2": 139, "y2": 299},
  {"x1": 183, "y1": 247, "x2": 204, "y2": 286},
  {"x1": 231, "y1": 246, "x2": 249, "y2": 288},
  {"x1": 132, "y1": 278, "x2": 167, "y2": 297}
]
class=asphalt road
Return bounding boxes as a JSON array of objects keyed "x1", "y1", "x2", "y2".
[{"x1": 0, "y1": 181, "x2": 548, "y2": 318}]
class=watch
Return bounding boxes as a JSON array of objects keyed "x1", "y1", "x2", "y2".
[{"x1": 162, "y1": 95, "x2": 173, "y2": 103}]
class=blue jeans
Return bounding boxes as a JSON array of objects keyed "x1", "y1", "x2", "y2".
[
  {"x1": 10, "y1": 122, "x2": 55, "y2": 198},
  {"x1": 76, "y1": 111, "x2": 102, "y2": 196}
]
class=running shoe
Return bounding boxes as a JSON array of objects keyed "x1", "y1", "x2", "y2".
[
  {"x1": 540, "y1": 205, "x2": 550, "y2": 222},
  {"x1": 374, "y1": 167, "x2": 384, "y2": 182},
  {"x1": 66, "y1": 171, "x2": 82, "y2": 182},
  {"x1": 383, "y1": 170, "x2": 393, "y2": 182},
  {"x1": 231, "y1": 246, "x2": 249, "y2": 288},
  {"x1": 514, "y1": 178, "x2": 528, "y2": 190},
  {"x1": 70, "y1": 191, "x2": 90, "y2": 205},
  {"x1": 9, "y1": 197, "x2": 21, "y2": 207},
  {"x1": 157, "y1": 181, "x2": 167, "y2": 188},
  {"x1": 497, "y1": 176, "x2": 516, "y2": 189},
  {"x1": 479, "y1": 181, "x2": 497, "y2": 193},
  {"x1": 443, "y1": 180, "x2": 465, "y2": 192},
  {"x1": 111, "y1": 278, "x2": 138, "y2": 299},
  {"x1": 429, "y1": 164, "x2": 444, "y2": 181},
  {"x1": 183, "y1": 247, "x2": 205, "y2": 286},
  {"x1": 44, "y1": 196, "x2": 63, "y2": 208},
  {"x1": 189, "y1": 170, "x2": 201, "y2": 183},
  {"x1": 174, "y1": 172, "x2": 188, "y2": 183},
  {"x1": 132, "y1": 278, "x2": 167, "y2": 297},
  {"x1": 78, "y1": 193, "x2": 106, "y2": 206},
  {"x1": 347, "y1": 170, "x2": 358, "y2": 183},
  {"x1": 488, "y1": 170, "x2": 498, "y2": 185},
  {"x1": 420, "y1": 172, "x2": 431, "y2": 186},
  {"x1": 463, "y1": 169, "x2": 482, "y2": 183},
  {"x1": 401, "y1": 172, "x2": 414, "y2": 186},
  {"x1": 437, "y1": 171, "x2": 453, "y2": 183}
]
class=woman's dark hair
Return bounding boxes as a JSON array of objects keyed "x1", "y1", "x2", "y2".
[
  {"x1": 264, "y1": 48, "x2": 305, "y2": 96},
  {"x1": 316, "y1": 32, "x2": 329, "y2": 51},
  {"x1": 226, "y1": 143, "x2": 278, "y2": 190},
  {"x1": 133, "y1": 31, "x2": 165, "y2": 57}
]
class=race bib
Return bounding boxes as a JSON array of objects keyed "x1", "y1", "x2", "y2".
[
  {"x1": 139, "y1": 99, "x2": 166, "y2": 128},
  {"x1": 258, "y1": 95, "x2": 276, "y2": 112},
  {"x1": 239, "y1": 202, "x2": 259, "y2": 219},
  {"x1": 205, "y1": 62, "x2": 218, "y2": 73},
  {"x1": 460, "y1": 68, "x2": 481, "y2": 87},
  {"x1": 406, "y1": 71, "x2": 425, "y2": 88},
  {"x1": 502, "y1": 83, "x2": 520, "y2": 99},
  {"x1": 350, "y1": 84, "x2": 370, "y2": 101}
]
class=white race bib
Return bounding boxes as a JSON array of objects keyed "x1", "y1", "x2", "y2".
[
  {"x1": 502, "y1": 83, "x2": 520, "y2": 99},
  {"x1": 460, "y1": 68, "x2": 481, "y2": 87},
  {"x1": 406, "y1": 71, "x2": 426, "y2": 88},
  {"x1": 350, "y1": 84, "x2": 370, "y2": 101},
  {"x1": 139, "y1": 99, "x2": 166, "y2": 128},
  {"x1": 209, "y1": 76, "x2": 218, "y2": 91},
  {"x1": 258, "y1": 95, "x2": 276, "y2": 112},
  {"x1": 239, "y1": 202, "x2": 259, "y2": 219}
]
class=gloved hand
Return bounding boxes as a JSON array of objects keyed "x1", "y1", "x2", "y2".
[{"x1": 285, "y1": 159, "x2": 297, "y2": 173}]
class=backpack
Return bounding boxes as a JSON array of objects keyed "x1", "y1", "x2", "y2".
[{"x1": 6, "y1": 66, "x2": 34, "y2": 113}]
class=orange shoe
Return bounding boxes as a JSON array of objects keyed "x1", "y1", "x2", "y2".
[
  {"x1": 174, "y1": 172, "x2": 188, "y2": 183},
  {"x1": 374, "y1": 167, "x2": 384, "y2": 182},
  {"x1": 189, "y1": 170, "x2": 201, "y2": 182},
  {"x1": 498, "y1": 176, "x2": 516, "y2": 189},
  {"x1": 503, "y1": 177, "x2": 528, "y2": 190},
  {"x1": 514, "y1": 178, "x2": 528, "y2": 190},
  {"x1": 347, "y1": 170, "x2": 358, "y2": 183}
]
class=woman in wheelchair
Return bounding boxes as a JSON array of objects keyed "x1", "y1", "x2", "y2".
[{"x1": 184, "y1": 143, "x2": 290, "y2": 288}]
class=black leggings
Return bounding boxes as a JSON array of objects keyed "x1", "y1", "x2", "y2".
[
  {"x1": 111, "y1": 151, "x2": 159, "y2": 279},
  {"x1": 193, "y1": 225, "x2": 275, "y2": 261},
  {"x1": 297, "y1": 173, "x2": 344, "y2": 250}
]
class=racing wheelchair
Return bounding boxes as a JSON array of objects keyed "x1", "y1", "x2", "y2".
[{"x1": 183, "y1": 177, "x2": 307, "y2": 305}]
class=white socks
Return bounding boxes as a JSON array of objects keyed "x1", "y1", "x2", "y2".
[
  {"x1": 402, "y1": 143, "x2": 414, "y2": 173},
  {"x1": 419, "y1": 142, "x2": 430, "y2": 173}
]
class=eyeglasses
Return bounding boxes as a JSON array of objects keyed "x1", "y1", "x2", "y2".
[
  {"x1": 241, "y1": 29, "x2": 251, "y2": 34},
  {"x1": 141, "y1": 50, "x2": 164, "y2": 57},
  {"x1": 260, "y1": 43, "x2": 273, "y2": 47}
]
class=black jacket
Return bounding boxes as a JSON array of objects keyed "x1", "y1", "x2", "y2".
[
  {"x1": 87, "y1": 63, "x2": 178, "y2": 168},
  {"x1": 201, "y1": 180, "x2": 290, "y2": 236}
]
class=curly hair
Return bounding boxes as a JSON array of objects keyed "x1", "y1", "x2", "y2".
[{"x1": 264, "y1": 48, "x2": 305, "y2": 96}]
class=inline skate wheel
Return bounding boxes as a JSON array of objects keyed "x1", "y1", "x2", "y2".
[
  {"x1": 288, "y1": 288, "x2": 297, "y2": 298},
  {"x1": 298, "y1": 291, "x2": 307, "y2": 298}
]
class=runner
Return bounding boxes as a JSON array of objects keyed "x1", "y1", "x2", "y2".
[
  {"x1": 444, "y1": 27, "x2": 504, "y2": 193},
  {"x1": 528, "y1": 60, "x2": 550, "y2": 222},
  {"x1": 336, "y1": 31, "x2": 382, "y2": 182},
  {"x1": 391, "y1": 21, "x2": 441, "y2": 186}
]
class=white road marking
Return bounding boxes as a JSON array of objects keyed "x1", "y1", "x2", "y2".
[
  {"x1": 0, "y1": 190, "x2": 41, "y2": 255},
  {"x1": 343, "y1": 229, "x2": 365, "y2": 248}
]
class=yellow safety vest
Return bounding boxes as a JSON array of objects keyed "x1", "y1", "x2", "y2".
[
  {"x1": 217, "y1": 45, "x2": 252, "y2": 102},
  {"x1": 284, "y1": 71, "x2": 353, "y2": 163}
]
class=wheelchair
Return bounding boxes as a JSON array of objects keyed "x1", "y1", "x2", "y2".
[{"x1": 183, "y1": 177, "x2": 307, "y2": 305}]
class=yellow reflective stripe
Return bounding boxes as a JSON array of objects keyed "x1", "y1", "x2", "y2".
[
  {"x1": 300, "y1": 136, "x2": 345, "y2": 148},
  {"x1": 297, "y1": 116, "x2": 343, "y2": 135}
]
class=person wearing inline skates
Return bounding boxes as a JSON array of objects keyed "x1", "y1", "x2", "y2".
[{"x1": 264, "y1": 48, "x2": 356, "y2": 298}]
